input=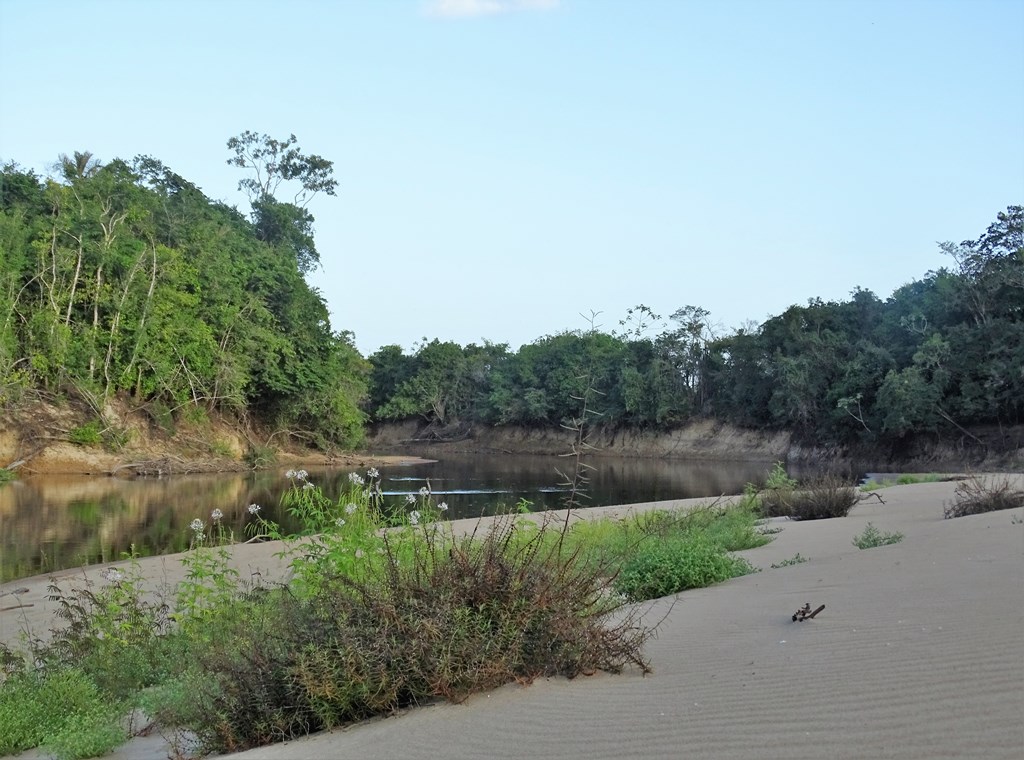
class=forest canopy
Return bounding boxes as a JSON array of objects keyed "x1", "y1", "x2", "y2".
[
  {"x1": 366, "y1": 207, "x2": 1023, "y2": 450},
  {"x1": 1, "y1": 144, "x2": 1019, "y2": 456},
  {"x1": 0, "y1": 140, "x2": 368, "y2": 449}
]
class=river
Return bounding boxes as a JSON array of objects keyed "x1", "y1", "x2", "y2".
[{"x1": 0, "y1": 453, "x2": 793, "y2": 583}]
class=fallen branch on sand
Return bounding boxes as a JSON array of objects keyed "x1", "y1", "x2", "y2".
[{"x1": 792, "y1": 603, "x2": 825, "y2": 622}]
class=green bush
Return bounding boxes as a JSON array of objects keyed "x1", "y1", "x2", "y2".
[
  {"x1": 759, "y1": 474, "x2": 860, "y2": 521},
  {"x1": 68, "y1": 420, "x2": 103, "y2": 446},
  {"x1": 614, "y1": 533, "x2": 755, "y2": 602},
  {"x1": 852, "y1": 522, "x2": 904, "y2": 549},
  {"x1": 159, "y1": 514, "x2": 651, "y2": 752},
  {"x1": 0, "y1": 668, "x2": 125, "y2": 759}
]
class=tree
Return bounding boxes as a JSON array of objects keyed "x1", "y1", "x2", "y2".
[
  {"x1": 226, "y1": 131, "x2": 337, "y2": 206},
  {"x1": 226, "y1": 131, "x2": 338, "y2": 274}
]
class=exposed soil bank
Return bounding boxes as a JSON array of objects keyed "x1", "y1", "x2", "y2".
[
  {"x1": 0, "y1": 399, "x2": 411, "y2": 476},
  {"x1": 3, "y1": 394, "x2": 1021, "y2": 475},
  {"x1": 364, "y1": 420, "x2": 1024, "y2": 470}
]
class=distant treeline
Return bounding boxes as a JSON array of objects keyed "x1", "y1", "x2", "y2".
[
  {"x1": 1, "y1": 147, "x2": 1020, "y2": 456},
  {"x1": 1, "y1": 139, "x2": 368, "y2": 448},
  {"x1": 368, "y1": 206, "x2": 1022, "y2": 450}
]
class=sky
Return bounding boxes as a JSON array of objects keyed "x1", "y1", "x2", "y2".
[{"x1": 1, "y1": 0, "x2": 1022, "y2": 355}]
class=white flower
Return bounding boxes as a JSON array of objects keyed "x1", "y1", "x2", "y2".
[
  {"x1": 189, "y1": 518, "x2": 204, "y2": 533},
  {"x1": 101, "y1": 568, "x2": 124, "y2": 583},
  {"x1": 248, "y1": 503, "x2": 261, "y2": 514},
  {"x1": 405, "y1": 494, "x2": 416, "y2": 504},
  {"x1": 296, "y1": 469, "x2": 308, "y2": 481},
  {"x1": 303, "y1": 482, "x2": 315, "y2": 490},
  {"x1": 367, "y1": 467, "x2": 379, "y2": 479},
  {"x1": 285, "y1": 469, "x2": 297, "y2": 480},
  {"x1": 438, "y1": 502, "x2": 448, "y2": 512},
  {"x1": 418, "y1": 486, "x2": 429, "y2": 497},
  {"x1": 335, "y1": 518, "x2": 346, "y2": 528},
  {"x1": 409, "y1": 510, "x2": 421, "y2": 526},
  {"x1": 348, "y1": 472, "x2": 365, "y2": 486},
  {"x1": 211, "y1": 509, "x2": 223, "y2": 521},
  {"x1": 345, "y1": 503, "x2": 357, "y2": 515}
]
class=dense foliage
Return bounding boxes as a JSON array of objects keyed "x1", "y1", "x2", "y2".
[
  {"x1": 2, "y1": 141, "x2": 1018, "y2": 458},
  {"x1": 368, "y1": 207, "x2": 1023, "y2": 450},
  {"x1": 0, "y1": 140, "x2": 368, "y2": 448}
]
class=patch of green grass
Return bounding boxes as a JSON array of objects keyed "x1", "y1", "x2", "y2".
[
  {"x1": 0, "y1": 668, "x2": 126, "y2": 759},
  {"x1": 0, "y1": 467, "x2": 15, "y2": 484},
  {"x1": 862, "y1": 473, "x2": 945, "y2": 491},
  {"x1": 897, "y1": 473, "x2": 944, "y2": 485},
  {"x1": 613, "y1": 533, "x2": 756, "y2": 602},
  {"x1": 852, "y1": 522, "x2": 904, "y2": 549}
]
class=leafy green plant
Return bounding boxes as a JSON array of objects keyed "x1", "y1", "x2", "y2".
[
  {"x1": 35, "y1": 555, "x2": 175, "y2": 696},
  {"x1": 68, "y1": 420, "x2": 103, "y2": 446},
  {"x1": 0, "y1": 467, "x2": 16, "y2": 484},
  {"x1": 0, "y1": 668, "x2": 126, "y2": 759},
  {"x1": 613, "y1": 533, "x2": 756, "y2": 602},
  {"x1": 175, "y1": 513, "x2": 242, "y2": 626},
  {"x1": 852, "y1": 522, "x2": 904, "y2": 549}
]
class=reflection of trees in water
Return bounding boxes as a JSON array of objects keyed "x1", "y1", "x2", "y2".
[
  {"x1": 0, "y1": 456, "x2": 779, "y2": 583},
  {"x1": 1, "y1": 473, "x2": 262, "y2": 582}
]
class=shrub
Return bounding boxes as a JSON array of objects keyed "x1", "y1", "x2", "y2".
[
  {"x1": 852, "y1": 522, "x2": 904, "y2": 549},
  {"x1": 943, "y1": 475, "x2": 1024, "y2": 519},
  {"x1": 68, "y1": 421, "x2": 103, "y2": 446},
  {"x1": 759, "y1": 475, "x2": 860, "y2": 521},
  {"x1": 753, "y1": 462, "x2": 798, "y2": 516},
  {"x1": 37, "y1": 559, "x2": 176, "y2": 695},
  {"x1": 614, "y1": 533, "x2": 755, "y2": 602},
  {"x1": 161, "y1": 515, "x2": 651, "y2": 752},
  {"x1": 786, "y1": 476, "x2": 860, "y2": 520},
  {"x1": 0, "y1": 668, "x2": 126, "y2": 759}
]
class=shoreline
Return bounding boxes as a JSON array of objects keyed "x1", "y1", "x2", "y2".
[{"x1": 3, "y1": 478, "x2": 1023, "y2": 759}]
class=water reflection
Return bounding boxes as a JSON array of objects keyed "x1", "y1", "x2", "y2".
[{"x1": 0, "y1": 454, "x2": 775, "y2": 583}]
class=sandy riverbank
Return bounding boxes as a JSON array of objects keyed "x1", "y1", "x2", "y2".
[{"x1": 3, "y1": 478, "x2": 1022, "y2": 759}]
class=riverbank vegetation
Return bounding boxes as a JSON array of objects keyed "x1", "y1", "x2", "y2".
[
  {"x1": 0, "y1": 472, "x2": 771, "y2": 758},
  {"x1": 1, "y1": 137, "x2": 368, "y2": 460},
  {"x1": 1, "y1": 141, "x2": 1020, "y2": 468},
  {"x1": 367, "y1": 207, "x2": 1022, "y2": 459}
]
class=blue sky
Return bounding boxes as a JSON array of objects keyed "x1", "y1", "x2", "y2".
[{"x1": 2, "y1": 0, "x2": 1021, "y2": 355}]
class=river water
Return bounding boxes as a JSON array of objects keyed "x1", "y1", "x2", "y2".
[{"x1": 0, "y1": 453, "x2": 787, "y2": 583}]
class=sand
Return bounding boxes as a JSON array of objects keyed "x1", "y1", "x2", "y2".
[{"x1": 2, "y1": 478, "x2": 1022, "y2": 760}]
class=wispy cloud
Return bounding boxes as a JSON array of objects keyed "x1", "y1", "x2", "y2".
[{"x1": 425, "y1": 0, "x2": 559, "y2": 19}]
